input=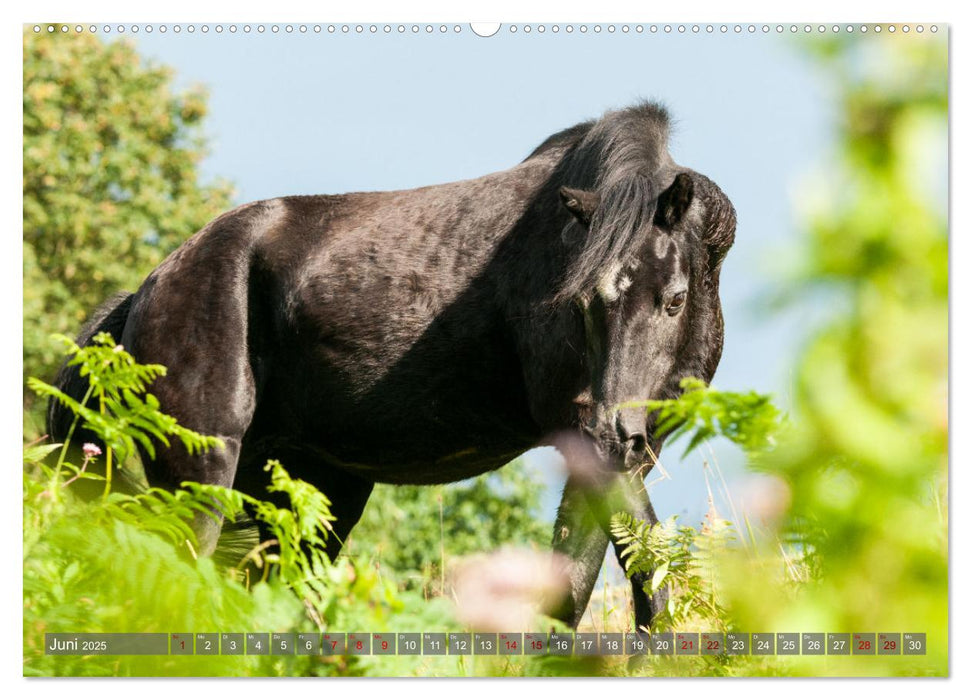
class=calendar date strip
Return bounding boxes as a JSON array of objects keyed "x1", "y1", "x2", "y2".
[{"x1": 45, "y1": 632, "x2": 927, "y2": 656}]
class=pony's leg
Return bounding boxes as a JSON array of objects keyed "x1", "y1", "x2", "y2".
[
  {"x1": 137, "y1": 356, "x2": 257, "y2": 557},
  {"x1": 142, "y1": 437, "x2": 248, "y2": 557},
  {"x1": 550, "y1": 476, "x2": 611, "y2": 627},
  {"x1": 551, "y1": 471, "x2": 666, "y2": 631},
  {"x1": 321, "y1": 474, "x2": 374, "y2": 562},
  {"x1": 126, "y1": 236, "x2": 260, "y2": 557},
  {"x1": 233, "y1": 447, "x2": 374, "y2": 563},
  {"x1": 605, "y1": 476, "x2": 668, "y2": 632}
]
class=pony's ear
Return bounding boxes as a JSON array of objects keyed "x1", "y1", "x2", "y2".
[
  {"x1": 559, "y1": 186, "x2": 600, "y2": 226},
  {"x1": 654, "y1": 172, "x2": 694, "y2": 229}
]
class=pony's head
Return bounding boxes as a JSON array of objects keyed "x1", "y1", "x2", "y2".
[{"x1": 549, "y1": 104, "x2": 736, "y2": 469}]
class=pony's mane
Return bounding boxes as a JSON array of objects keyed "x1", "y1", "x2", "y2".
[
  {"x1": 523, "y1": 121, "x2": 595, "y2": 161},
  {"x1": 533, "y1": 102, "x2": 673, "y2": 303}
]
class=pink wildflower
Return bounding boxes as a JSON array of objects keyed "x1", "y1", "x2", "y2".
[
  {"x1": 452, "y1": 548, "x2": 570, "y2": 632},
  {"x1": 82, "y1": 442, "x2": 102, "y2": 458}
]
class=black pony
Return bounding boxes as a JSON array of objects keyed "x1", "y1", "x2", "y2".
[{"x1": 49, "y1": 102, "x2": 736, "y2": 631}]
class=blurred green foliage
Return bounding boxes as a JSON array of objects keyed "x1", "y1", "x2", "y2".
[
  {"x1": 718, "y1": 33, "x2": 948, "y2": 676},
  {"x1": 23, "y1": 28, "x2": 233, "y2": 413},
  {"x1": 611, "y1": 32, "x2": 947, "y2": 677}
]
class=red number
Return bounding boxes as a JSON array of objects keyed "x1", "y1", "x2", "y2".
[
  {"x1": 883, "y1": 640, "x2": 896, "y2": 651},
  {"x1": 681, "y1": 640, "x2": 693, "y2": 650},
  {"x1": 381, "y1": 641, "x2": 388, "y2": 650},
  {"x1": 859, "y1": 640, "x2": 871, "y2": 650},
  {"x1": 356, "y1": 640, "x2": 363, "y2": 650},
  {"x1": 707, "y1": 640, "x2": 718, "y2": 650},
  {"x1": 330, "y1": 640, "x2": 337, "y2": 650}
]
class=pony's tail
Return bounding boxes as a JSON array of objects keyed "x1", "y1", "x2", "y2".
[{"x1": 46, "y1": 291, "x2": 135, "y2": 447}]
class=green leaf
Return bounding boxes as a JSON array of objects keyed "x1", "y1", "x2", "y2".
[
  {"x1": 23, "y1": 442, "x2": 63, "y2": 464},
  {"x1": 650, "y1": 561, "x2": 669, "y2": 594}
]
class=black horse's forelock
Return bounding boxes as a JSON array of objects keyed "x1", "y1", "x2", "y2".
[
  {"x1": 544, "y1": 102, "x2": 673, "y2": 303},
  {"x1": 555, "y1": 175, "x2": 658, "y2": 303}
]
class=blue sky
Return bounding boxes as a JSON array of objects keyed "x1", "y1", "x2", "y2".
[{"x1": 123, "y1": 25, "x2": 836, "y2": 526}]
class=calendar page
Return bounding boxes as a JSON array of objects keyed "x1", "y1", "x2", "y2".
[{"x1": 21, "y1": 12, "x2": 949, "y2": 680}]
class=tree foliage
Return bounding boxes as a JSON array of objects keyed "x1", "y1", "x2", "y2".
[{"x1": 23, "y1": 28, "x2": 233, "y2": 398}]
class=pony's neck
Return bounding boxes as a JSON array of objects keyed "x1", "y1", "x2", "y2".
[{"x1": 493, "y1": 149, "x2": 578, "y2": 313}]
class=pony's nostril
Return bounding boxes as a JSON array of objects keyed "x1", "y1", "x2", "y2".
[
  {"x1": 615, "y1": 419, "x2": 648, "y2": 455},
  {"x1": 627, "y1": 433, "x2": 648, "y2": 455}
]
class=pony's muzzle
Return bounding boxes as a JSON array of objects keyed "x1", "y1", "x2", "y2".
[
  {"x1": 579, "y1": 405, "x2": 651, "y2": 471},
  {"x1": 616, "y1": 411, "x2": 650, "y2": 469}
]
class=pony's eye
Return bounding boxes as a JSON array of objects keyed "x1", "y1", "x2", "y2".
[{"x1": 665, "y1": 291, "x2": 687, "y2": 316}]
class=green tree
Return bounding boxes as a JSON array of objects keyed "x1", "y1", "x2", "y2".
[{"x1": 23, "y1": 28, "x2": 233, "y2": 411}]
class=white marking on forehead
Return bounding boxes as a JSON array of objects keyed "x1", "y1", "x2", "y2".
[
  {"x1": 596, "y1": 263, "x2": 633, "y2": 302},
  {"x1": 596, "y1": 262, "x2": 625, "y2": 302}
]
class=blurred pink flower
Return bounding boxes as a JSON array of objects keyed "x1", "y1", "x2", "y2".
[
  {"x1": 451, "y1": 547, "x2": 570, "y2": 632},
  {"x1": 547, "y1": 430, "x2": 606, "y2": 485},
  {"x1": 82, "y1": 442, "x2": 102, "y2": 458},
  {"x1": 738, "y1": 474, "x2": 791, "y2": 524}
]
